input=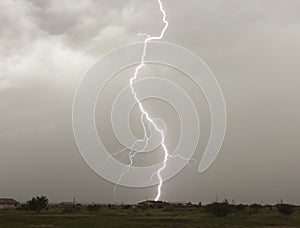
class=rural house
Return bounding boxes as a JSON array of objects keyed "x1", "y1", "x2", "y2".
[{"x1": 0, "y1": 198, "x2": 19, "y2": 209}]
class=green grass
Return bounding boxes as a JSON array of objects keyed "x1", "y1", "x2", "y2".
[{"x1": 0, "y1": 207, "x2": 300, "y2": 228}]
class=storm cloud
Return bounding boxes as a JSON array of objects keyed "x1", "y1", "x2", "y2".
[{"x1": 0, "y1": 0, "x2": 299, "y2": 204}]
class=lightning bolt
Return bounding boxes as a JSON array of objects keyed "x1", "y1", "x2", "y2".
[
  {"x1": 114, "y1": 0, "x2": 171, "y2": 202},
  {"x1": 129, "y1": 0, "x2": 169, "y2": 202}
]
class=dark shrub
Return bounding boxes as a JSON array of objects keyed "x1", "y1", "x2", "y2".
[
  {"x1": 277, "y1": 204, "x2": 294, "y2": 215},
  {"x1": 87, "y1": 204, "x2": 101, "y2": 211},
  {"x1": 235, "y1": 204, "x2": 247, "y2": 211},
  {"x1": 204, "y1": 201, "x2": 233, "y2": 217},
  {"x1": 121, "y1": 204, "x2": 131, "y2": 209},
  {"x1": 26, "y1": 196, "x2": 48, "y2": 213}
]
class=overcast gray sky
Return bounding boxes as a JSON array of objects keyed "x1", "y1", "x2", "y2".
[{"x1": 0, "y1": 0, "x2": 300, "y2": 204}]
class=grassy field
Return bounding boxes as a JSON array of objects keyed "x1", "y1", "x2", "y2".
[{"x1": 1, "y1": 206, "x2": 300, "y2": 228}]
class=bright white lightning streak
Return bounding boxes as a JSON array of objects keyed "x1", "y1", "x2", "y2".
[
  {"x1": 113, "y1": 0, "x2": 193, "y2": 201},
  {"x1": 129, "y1": 0, "x2": 169, "y2": 201}
]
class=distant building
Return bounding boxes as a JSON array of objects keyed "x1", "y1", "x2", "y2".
[
  {"x1": 60, "y1": 197, "x2": 77, "y2": 208},
  {"x1": 0, "y1": 198, "x2": 19, "y2": 209},
  {"x1": 59, "y1": 202, "x2": 75, "y2": 208}
]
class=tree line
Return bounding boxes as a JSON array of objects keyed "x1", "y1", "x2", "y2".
[{"x1": 19, "y1": 196, "x2": 296, "y2": 217}]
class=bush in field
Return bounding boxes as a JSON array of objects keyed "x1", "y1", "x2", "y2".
[
  {"x1": 204, "y1": 201, "x2": 233, "y2": 217},
  {"x1": 26, "y1": 196, "x2": 48, "y2": 213},
  {"x1": 277, "y1": 204, "x2": 294, "y2": 215},
  {"x1": 235, "y1": 204, "x2": 247, "y2": 211},
  {"x1": 87, "y1": 204, "x2": 101, "y2": 211},
  {"x1": 121, "y1": 204, "x2": 131, "y2": 209}
]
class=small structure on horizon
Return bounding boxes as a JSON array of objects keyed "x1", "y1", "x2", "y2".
[
  {"x1": 60, "y1": 197, "x2": 76, "y2": 208},
  {"x1": 60, "y1": 202, "x2": 75, "y2": 208},
  {"x1": 0, "y1": 198, "x2": 19, "y2": 209}
]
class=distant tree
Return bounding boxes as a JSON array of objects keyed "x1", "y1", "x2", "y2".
[
  {"x1": 26, "y1": 196, "x2": 48, "y2": 213},
  {"x1": 277, "y1": 204, "x2": 294, "y2": 215}
]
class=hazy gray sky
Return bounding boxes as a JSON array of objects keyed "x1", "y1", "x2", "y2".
[{"x1": 0, "y1": 0, "x2": 300, "y2": 204}]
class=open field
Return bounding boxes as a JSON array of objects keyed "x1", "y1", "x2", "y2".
[{"x1": 1, "y1": 206, "x2": 300, "y2": 228}]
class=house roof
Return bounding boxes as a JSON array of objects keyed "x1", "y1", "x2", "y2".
[{"x1": 0, "y1": 198, "x2": 19, "y2": 205}]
